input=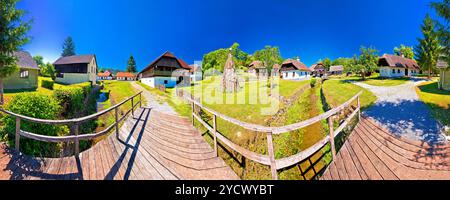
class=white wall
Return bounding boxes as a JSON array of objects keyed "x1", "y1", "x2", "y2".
[
  {"x1": 380, "y1": 67, "x2": 418, "y2": 78},
  {"x1": 281, "y1": 70, "x2": 311, "y2": 80},
  {"x1": 190, "y1": 72, "x2": 203, "y2": 82},
  {"x1": 141, "y1": 77, "x2": 178, "y2": 88}
]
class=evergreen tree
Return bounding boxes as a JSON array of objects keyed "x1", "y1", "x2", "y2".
[
  {"x1": 126, "y1": 55, "x2": 137, "y2": 73},
  {"x1": 0, "y1": 0, "x2": 32, "y2": 105},
  {"x1": 431, "y1": 0, "x2": 450, "y2": 64},
  {"x1": 61, "y1": 36, "x2": 76, "y2": 57},
  {"x1": 415, "y1": 14, "x2": 441, "y2": 79}
]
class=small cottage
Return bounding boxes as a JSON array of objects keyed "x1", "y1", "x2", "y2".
[
  {"x1": 138, "y1": 51, "x2": 191, "y2": 88},
  {"x1": 116, "y1": 72, "x2": 136, "y2": 81},
  {"x1": 3, "y1": 51, "x2": 39, "y2": 90},
  {"x1": 329, "y1": 65, "x2": 344, "y2": 75},
  {"x1": 310, "y1": 63, "x2": 326, "y2": 77},
  {"x1": 271, "y1": 64, "x2": 280, "y2": 77},
  {"x1": 53, "y1": 54, "x2": 98, "y2": 85},
  {"x1": 378, "y1": 54, "x2": 420, "y2": 78},
  {"x1": 437, "y1": 59, "x2": 449, "y2": 91},
  {"x1": 248, "y1": 61, "x2": 268, "y2": 77},
  {"x1": 97, "y1": 70, "x2": 114, "y2": 80},
  {"x1": 280, "y1": 58, "x2": 311, "y2": 80}
]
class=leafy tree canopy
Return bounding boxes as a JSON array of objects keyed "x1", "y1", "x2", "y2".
[
  {"x1": 202, "y1": 43, "x2": 250, "y2": 72},
  {"x1": 394, "y1": 44, "x2": 415, "y2": 59},
  {"x1": 253, "y1": 45, "x2": 283, "y2": 71}
]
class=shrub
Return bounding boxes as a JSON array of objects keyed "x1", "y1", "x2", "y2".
[
  {"x1": 310, "y1": 78, "x2": 317, "y2": 87},
  {"x1": 54, "y1": 87, "x2": 84, "y2": 118},
  {"x1": 41, "y1": 79, "x2": 54, "y2": 90},
  {"x1": 0, "y1": 93, "x2": 66, "y2": 157}
]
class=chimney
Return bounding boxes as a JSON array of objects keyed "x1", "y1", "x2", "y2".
[
  {"x1": 296, "y1": 56, "x2": 300, "y2": 62},
  {"x1": 400, "y1": 52, "x2": 405, "y2": 58}
]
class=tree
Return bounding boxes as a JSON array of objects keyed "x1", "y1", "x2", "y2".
[
  {"x1": 61, "y1": 36, "x2": 76, "y2": 57},
  {"x1": 202, "y1": 43, "x2": 250, "y2": 72},
  {"x1": 332, "y1": 57, "x2": 356, "y2": 73},
  {"x1": 415, "y1": 14, "x2": 441, "y2": 79},
  {"x1": 0, "y1": 0, "x2": 32, "y2": 105},
  {"x1": 33, "y1": 55, "x2": 45, "y2": 75},
  {"x1": 322, "y1": 58, "x2": 332, "y2": 71},
  {"x1": 41, "y1": 63, "x2": 55, "y2": 80},
  {"x1": 357, "y1": 46, "x2": 379, "y2": 80},
  {"x1": 431, "y1": 0, "x2": 450, "y2": 64},
  {"x1": 126, "y1": 55, "x2": 137, "y2": 73},
  {"x1": 253, "y1": 45, "x2": 283, "y2": 73},
  {"x1": 394, "y1": 44, "x2": 415, "y2": 59}
]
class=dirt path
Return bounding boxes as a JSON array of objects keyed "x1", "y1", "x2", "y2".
[
  {"x1": 352, "y1": 81, "x2": 446, "y2": 144},
  {"x1": 131, "y1": 82, "x2": 177, "y2": 115}
]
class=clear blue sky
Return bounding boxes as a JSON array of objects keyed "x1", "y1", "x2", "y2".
[{"x1": 18, "y1": 0, "x2": 441, "y2": 71}]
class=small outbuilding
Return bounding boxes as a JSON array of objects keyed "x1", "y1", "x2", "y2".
[
  {"x1": 3, "y1": 51, "x2": 40, "y2": 90},
  {"x1": 116, "y1": 72, "x2": 136, "y2": 81},
  {"x1": 329, "y1": 65, "x2": 344, "y2": 75},
  {"x1": 378, "y1": 54, "x2": 420, "y2": 78},
  {"x1": 54, "y1": 54, "x2": 98, "y2": 85},
  {"x1": 280, "y1": 58, "x2": 311, "y2": 80}
]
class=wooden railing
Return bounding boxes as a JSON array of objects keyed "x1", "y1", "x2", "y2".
[
  {"x1": 176, "y1": 88, "x2": 362, "y2": 180},
  {"x1": 0, "y1": 91, "x2": 143, "y2": 157}
]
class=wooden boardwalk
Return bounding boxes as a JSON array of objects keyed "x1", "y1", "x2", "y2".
[
  {"x1": 321, "y1": 117, "x2": 450, "y2": 180},
  {"x1": 0, "y1": 108, "x2": 239, "y2": 180}
]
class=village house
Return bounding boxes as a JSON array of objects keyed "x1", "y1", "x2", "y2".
[
  {"x1": 329, "y1": 65, "x2": 344, "y2": 75},
  {"x1": 248, "y1": 61, "x2": 268, "y2": 77},
  {"x1": 189, "y1": 64, "x2": 203, "y2": 82},
  {"x1": 3, "y1": 51, "x2": 39, "y2": 90},
  {"x1": 116, "y1": 72, "x2": 136, "y2": 81},
  {"x1": 378, "y1": 54, "x2": 420, "y2": 78},
  {"x1": 53, "y1": 54, "x2": 98, "y2": 85},
  {"x1": 137, "y1": 51, "x2": 191, "y2": 88},
  {"x1": 437, "y1": 59, "x2": 449, "y2": 91},
  {"x1": 310, "y1": 63, "x2": 326, "y2": 77},
  {"x1": 97, "y1": 70, "x2": 114, "y2": 80},
  {"x1": 280, "y1": 58, "x2": 311, "y2": 80},
  {"x1": 271, "y1": 63, "x2": 280, "y2": 77}
]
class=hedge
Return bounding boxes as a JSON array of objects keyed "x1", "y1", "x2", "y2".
[
  {"x1": 41, "y1": 79, "x2": 54, "y2": 90},
  {"x1": 54, "y1": 87, "x2": 84, "y2": 118},
  {"x1": 0, "y1": 93, "x2": 66, "y2": 157}
]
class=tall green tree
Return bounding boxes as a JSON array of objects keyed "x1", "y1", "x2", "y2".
[
  {"x1": 0, "y1": 0, "x2": 32, "y2": 105},
  {"x1": 357, "y1": 46, "x2": 379, "y2": 80},
  {"x1": 431, "y1": 0, "x2": 450, "y2": 64},
  {"x1": 253, "y1": 45, "x2": 283, "y2": 73},
  {"x1": 394, "y1": 44, "x2": 415, "y2": 59},
  {"x1": 415, "y1": 14, "x2": 441, "y2": 79},
  {"x1": 61, "y1": 36, "x2": 76, "y2": 57},
  {"x1": 33, "y1": 55, "x2": 44, "y2": 75},
  {"x1": 126, "y1": 55, "x2": 137, "y2": 73},
  {"x1": 202, "y1": 42, "x2": 250, "y2": 72}
]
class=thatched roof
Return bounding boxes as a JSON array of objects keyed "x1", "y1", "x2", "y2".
[
  {"x1": 13, "y1": 51, "x2": 39, "y2": 70},
  {"x1": 280, "y1": 59, "x2": 310, "y2": 71},
  {"x1": 329, "y1": 65, "x2": 344, "y2": 72},
  {"x1": 249, "y1": 61, "x2": 265, "y2": 69},
  {"x1": 378, "y1": 54, "x2": 420, "y2": 70}
]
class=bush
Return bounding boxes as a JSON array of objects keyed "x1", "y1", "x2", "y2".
[
  {"x1": 310, "y1": 78, "x2": 317, "y2": 87},
  {"x1": 54, "y1": 87, "x2": 84, "y2": 118},
  {"x1": 41, "y1": 79, "x2": 54, "y2": 90},
  {"x1": 0, "y1": 93, "x2": 66, "y2": 157}
]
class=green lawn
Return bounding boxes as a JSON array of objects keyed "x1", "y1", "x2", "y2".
[
  {"x1": 334, "y1": 75, "x2": 410, "y2": 87},
  {"x1": 416, "y1": 81, "x2": 450, "y2": 132},
  {"x1": 322, "y1": 79, "x2": 377, "y2": 109}
]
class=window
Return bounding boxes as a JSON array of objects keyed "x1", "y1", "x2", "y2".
[
  {"x1": 20, "y1": 70, "x2": 29, "y2": 78},
  {"x1": 392, "y1": 69, "x2": 395, "y2": 74},
  {"x1": 398, "y1": 69, "x2": 401, "y2": 74},
  {"x1": 292, "y1": 72, "x2": 295, "y2": 77},
  {"x1": 164, "y1": 80, "x2": 168, "y2": 84}
]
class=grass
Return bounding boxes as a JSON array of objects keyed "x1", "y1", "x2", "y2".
[
  {"x1": 322, "y1": 79, "x2": 377, "y2": 110},
  {"x1": 334, "y1": 75, "x2": 410, "y2": 87},
  {"x1": 416, "y1": 81, "x2": 450, "y2": 133}
]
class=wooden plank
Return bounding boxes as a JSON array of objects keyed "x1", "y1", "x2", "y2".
[
  {"x1": 339, "y1": 143, "x2": 362, "y2": 180},
  {"x1": 347, "y1": 132, "x2": 383, "y2": 180},
  {"x1": 335, "y1": 149, "x2": 350, "y2": 180},
  {"x1": 328, "y1": 163, "x2": 340, "y2": 180}
]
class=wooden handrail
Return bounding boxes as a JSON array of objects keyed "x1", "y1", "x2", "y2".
[
  {"x1": 177, "y1": 88, "x2": 362, "y2": 180},
  {"x1": 0, "y1": 91, "x2": 143, "y2": 157}
]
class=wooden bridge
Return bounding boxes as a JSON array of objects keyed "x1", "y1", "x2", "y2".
[{"x1": 1, "y1": 90, "x2": 448, "y2": 180}]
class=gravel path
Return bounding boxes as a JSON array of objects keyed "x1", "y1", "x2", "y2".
[
  {"x1": 353, "y1": 80, "x2": 446, "y2": 144},
  {"x1": 131, "y1": 82, "x2": 177, "y2": 115}
]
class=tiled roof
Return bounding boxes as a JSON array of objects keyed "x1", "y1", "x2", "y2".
[
  {"x1": 273, "y1": 64, "x2": 280, "y2": 69},
  {"x1": 329, "y1": 65, "x2": 344, "y2": 72},
  {"x1": 54, "y1": 54, "x2": 95, "y2": 65},
  {"x1": 116, "y1": 72, "x2": 136, "y2": 78},
  {"x1": 98, "y1": 70, "x2": 113, "y2": 77},
  {"x1": 138, "y1": 51, "x2": 191, "y2": 75},
  {"x1": 249, "y1": 61, "x2": 265, "y2": 69},
  {"x1": 281, "y1": 59, "x2": 310, "y2": 71},
  {"x1": 13, "y1": 51, "x2": 39, "y2": 70},
  {"x1": 378, "y1": 54, "x2": 420, "y2": 70},
  {"x1": 310, "y1": 63, "x2": 325, "y2": 71}
]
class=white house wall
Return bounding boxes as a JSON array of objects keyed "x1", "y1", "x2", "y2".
[
  {"x1": 281, "y1": 70, "x2": 311, "y2": 80},
  {"x1": 141, "y1": 77, "x2": 178, "y2": 88},
  {"x1": 380, "y1": 67, "x2": 418, "y2": 78}
]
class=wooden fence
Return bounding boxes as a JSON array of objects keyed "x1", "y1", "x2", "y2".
[
  {"x1": 0, "y1": 91, "x2": 143, "y2": 158},
  {"x1": 176, "y1": 88, "x2": 362, "y2": 180}
]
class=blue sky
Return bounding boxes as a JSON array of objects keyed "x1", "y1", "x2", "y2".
[{"x1": 18, "y1": 0, "x2": 441, "y2": 71}]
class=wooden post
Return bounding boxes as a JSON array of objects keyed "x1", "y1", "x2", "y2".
[
  {"x1": 328, "y1": 116, "x2": 337, "y2": 160},
  {"x1": 73, "y1": 123, "x2": 79, "y2": 157},
  {"x1": 139, "y1": 92, "x2": 142, "y2": 108},
  {"x1": 115, "y1": 106, "x2": 119, "y2": 138},
  {"x1": 266, "y1": 132, "x2": 278, "y2": 180},
  {"x1": 191, "y1": 102, "x2": 195, "y2": 126},
  {"x1": 357, "y1": 96, "x2": 361, "y2": 121},
  {"x1": 15, "y1": 117, "x2": 20, "y2": 152},
  {"x1": 131, "y1": 96, "x2": 134, "y2": 117},
  {"x1": 213, "y1": 114, "x2": 218, "y2": 157}
]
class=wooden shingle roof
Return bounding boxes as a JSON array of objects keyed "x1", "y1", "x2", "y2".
[
  {"x1": 54, "y1": 54, "x2": 95, "y2": 65},
  {"x1": 13, "y1": 51, "x2": 39, "y2": 70},
  {"x1": 378, "y1": 54, "x2": 420, "y2": 70},
  {"x1": 138, "y1": 51, "x2": 191, "y2": 75},
  {"x1": 281, "y1": 59, "x2": 310, "y2": 71}
]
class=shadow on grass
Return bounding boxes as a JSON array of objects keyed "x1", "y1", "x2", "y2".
[{"x1": 418, "y1": 82, "x2": 450, "y2": 95}]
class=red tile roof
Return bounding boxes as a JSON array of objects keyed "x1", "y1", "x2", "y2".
[
  {"x1": 54, "y1": 54, "x2": 95, "y2": 65},
  {"x1": 378, "y1": 54, "x2": 420, "y2": 70},
  {"x1": 116, "y1": 72, "x2": 136, "y2": 78},
  {"x1": 281, "y1": 59, "x2": 310, "y2": 71},
  {"x1": 138, "y1": 51, "x2": 191, "y2": 75},
  {"x1": 98, "y1": 70, "x2": 112, "y2": 77}
]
